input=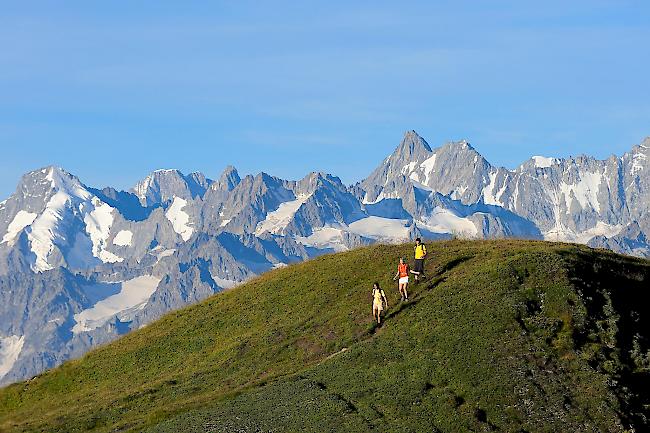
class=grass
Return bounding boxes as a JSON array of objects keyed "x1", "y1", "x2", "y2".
[{"x1": 0, "y1": 240, "x2": 648, "y2": 432}]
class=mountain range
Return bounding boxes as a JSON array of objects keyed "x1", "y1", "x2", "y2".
[{"x1": 0, "y1": 130, "x2": 648, "y2": 385}]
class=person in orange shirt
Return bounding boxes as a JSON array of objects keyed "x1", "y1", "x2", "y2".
[{"x1": 393, "y1": 257, "x2": 410, "y2": 301}]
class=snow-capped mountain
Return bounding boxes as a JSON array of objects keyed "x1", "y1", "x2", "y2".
[
  {"x1": 360, "y1": 131, "x2": 649, "y2": 255},
  {"x1": 0, "y1": 130, "x2": 648, "y2": 385}
]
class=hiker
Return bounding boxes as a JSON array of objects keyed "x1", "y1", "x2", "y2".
[
  {"x1": 411, "y1": 237, "x2": 427, "y2": 282},
  {"x1": 393, "y1": 257, "x2": 410, "y2": 301},
  {"x1": 371, "y1": 282, "x2": 388, "y2": 324}
]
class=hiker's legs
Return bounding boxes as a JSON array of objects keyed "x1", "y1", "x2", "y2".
[
  {"x1": 398, "y1": 282, "x2": 404, "y2": 298},
  {"x1": 403, "y1": 283, "x2": 408, "y2": 300},
  {"x1": 413, "y1": 259, "x2": 425, "y2": 281}
]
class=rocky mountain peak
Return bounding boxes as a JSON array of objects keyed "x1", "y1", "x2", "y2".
[
  {"x1": 438, "y1": 139, "x2": 480, "y2": 156},
  {"x1": 16, "y1": 166, "x2": 90, "y2": 203},
  {"x1": 132, "y1": 169, "x2": 212, "y2": 206},
  {"x1": 294, "y1": 172, "x2": 344, "y2": 195},
  {"x1": 392, "y1": 130, "x2": 432, "y2": 162},
  {"x1": 215, "y1": 165, "x2": 241, "y2": 191}
]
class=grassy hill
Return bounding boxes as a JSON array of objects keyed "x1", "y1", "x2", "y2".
[{"x1": 0, "y1": 240, "x2": 648, "y2": 432}]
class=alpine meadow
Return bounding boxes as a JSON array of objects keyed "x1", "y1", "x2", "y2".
[{"x1": 1, "y1": 2, "x2": 650, "y2": 433}]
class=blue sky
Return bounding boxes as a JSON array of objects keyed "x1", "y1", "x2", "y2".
[{"x1": 1, "y1": 1, "x2": 649, "y2": 198}]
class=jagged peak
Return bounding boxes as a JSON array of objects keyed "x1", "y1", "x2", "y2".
[
  {"x1": 441, "y1": 139, "x2": 476, "y2": 152},
  {"x1": 152, "y1": 168, "x2": 182, "y2": 174},
  {"x1": 520, "y1": 155, "x2": 561, "y2": 170},
  {"x1": 297, "y1": 172, "x2": 344, "y2": 191},
  {"x1": 24, "y1": 165, "x2": 71, "y2": 181},
  {"x1": 302, "y1": 171, "x2": 329, "y2": 181},
  {"x1": 394, "y1": 130, "x2": 432, "y2": 156},
  {"x1": 216, "y1": 165, "x2": 241, "y2": 191},
  {"x1": 219, "y1": 165, "x2": 239, "y2": 180},
  {"x1": 637, "y1": 136, "x2": 649, "y2": 150},
  {"x1": 133, "y1": 169, "x2": 183, "y2": 191},
  {"x1": 248, "y1": 172, "x2": 286, "y2": 191},
  {"x1": 17, "y1": 166, "x2": 89, "y2": 200}
]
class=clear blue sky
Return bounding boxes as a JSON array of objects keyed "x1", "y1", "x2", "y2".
[{"x1": 1, "y1": 1, "x2": 649, "y2": 199}]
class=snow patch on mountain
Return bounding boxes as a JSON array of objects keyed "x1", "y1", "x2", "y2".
[
  {"x1": 401, "y1": 161, "x2": 418, "y2": 175},
  {"x1": 544, "y1": 221, "x2": 622, "y2": 243},
  {"x1": 166, "y1": 197, "x2": 194, "y2": 241},
  {"x1": 84, "y1": 198, "x2": 122, "y2": 263},
  {"x1": 47, "y1": 166, "x2": 92, "y2": 200},
  {"x1": 133, "y1": 172, "x2": 157, "y2": 200},
  {"x1": 150, "y1": 246, "x2": 175, "y2": 263},
  {"x1": 294, "y1": 217, "x2": 410, "y2": 250},
  {"x1": 450, "y1": 185, "x2": 468, "y2": 200},
  {"x1": 532, "y1": 156, "x2": 558, "y2": 168},
  {"x1": 362, "y1": 190, "x2": 401, "y2": 205},
  {"x1": 363, "y1": 192, "x2": 383, "y2": 205},
  {"x1": 2, "y1": 211, "x2": 37, "y2": 245},
  {"x1": 295, "y1": 227, "x2": 348, "y2": 252},
  {"x1": 113, "y1": 230, "x2": 133, "y2": 247},
  {"x1": 213, "y1": 276, "x2": 239, "y2": 289},
  {"x1": 72, "y1": 275, "x2": 162, "y2": 334},
  {"x1": 419, "y1": 154, "x2": 437, "y2": 185},
  {"x1": 559, "y1": 172, "x2": 602, "y2": 213},
  {"x1": 348, "y1": 216, "x2": 411, "y2": 242},
  {"x1": 255, "y1": 195, "x2": 311, "y2": 235},
  {"x1": 418, "y1": 207, "x2": 478, "y2": 237},
  {"x1": 482, "y1": 171, "x2": 506, "y2": 206},
  {"x1": 0, "y1": 335, "x2": 25, "y2": 379},
  {"x1": 631, "y1": 151, "x2": 647, "y2": 175},
  {"x1": 403, "y1": 154, "x2": 437, "y2": 186},
  {"x1": 27, "y1": 189, "x2": 73, "y2": 272}
]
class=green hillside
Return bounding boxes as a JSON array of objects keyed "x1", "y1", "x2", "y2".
[{"x1": 0, "y1": 240, "x2": 648, "y2": 432}]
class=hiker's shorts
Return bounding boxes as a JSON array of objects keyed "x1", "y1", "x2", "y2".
[
  {"x1": 398, "y1": 276, "x2": 409, "y2": 284},
  {"x1": 373, "y1": 300, "x2": 384, "y2": 313},
  {"x1": 413, "y1": 259, "x2": 425, "y2": 273}
]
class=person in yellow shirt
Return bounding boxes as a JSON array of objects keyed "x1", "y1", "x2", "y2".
[
  {"x1": 371, "y1": 282, "x2": 388, "y2": 324},
  {"x1": 411, "y1": 237, "x2": 427, "y2": 282}
]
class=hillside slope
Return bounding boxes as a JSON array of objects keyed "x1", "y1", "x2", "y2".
[{"x1": 0, "y1": 240, "x2": 648, "y2": 432}]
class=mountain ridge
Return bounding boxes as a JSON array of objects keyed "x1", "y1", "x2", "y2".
[{"x1": 0, "y1": 130, "x2": 648, "y2": 385}]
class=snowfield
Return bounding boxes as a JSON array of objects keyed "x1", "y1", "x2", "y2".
[
  {"x1": 418, "y1": 207, "x2": 478, "y2": 237},
  {"x1": 255, "y1": 195, "x2": 310, "y2": 235},
  {"x1": 72, "y1": 275, "x2": 162, "y2": 334},
  {"x1": 166, "y1": 197, "x2": 194, "y2": 241},
  {"x1": 348, "y1": 216, "x2": 411, "y2": 241},
  {"x1": 559, "y1": 171, "x2": 602, "y2": 213},
  {"x1": 0, "y1": 335, "x2": 25, "y2": 379},
  {"x1": 1, "y1": 211, "x2": 37, "y2": 245},
  {"x1": 532, "y1": 156, "x2": 559, "y2": 168},
  {"x1": 84, "y1": 198, "x2": 122, "y2": 263},
  {"x1": 113, "y1": 230, "x2": 133, "y2": 246},
  {"x1": 296, "y1": 227, "x2": 349, "y2": 252}
]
